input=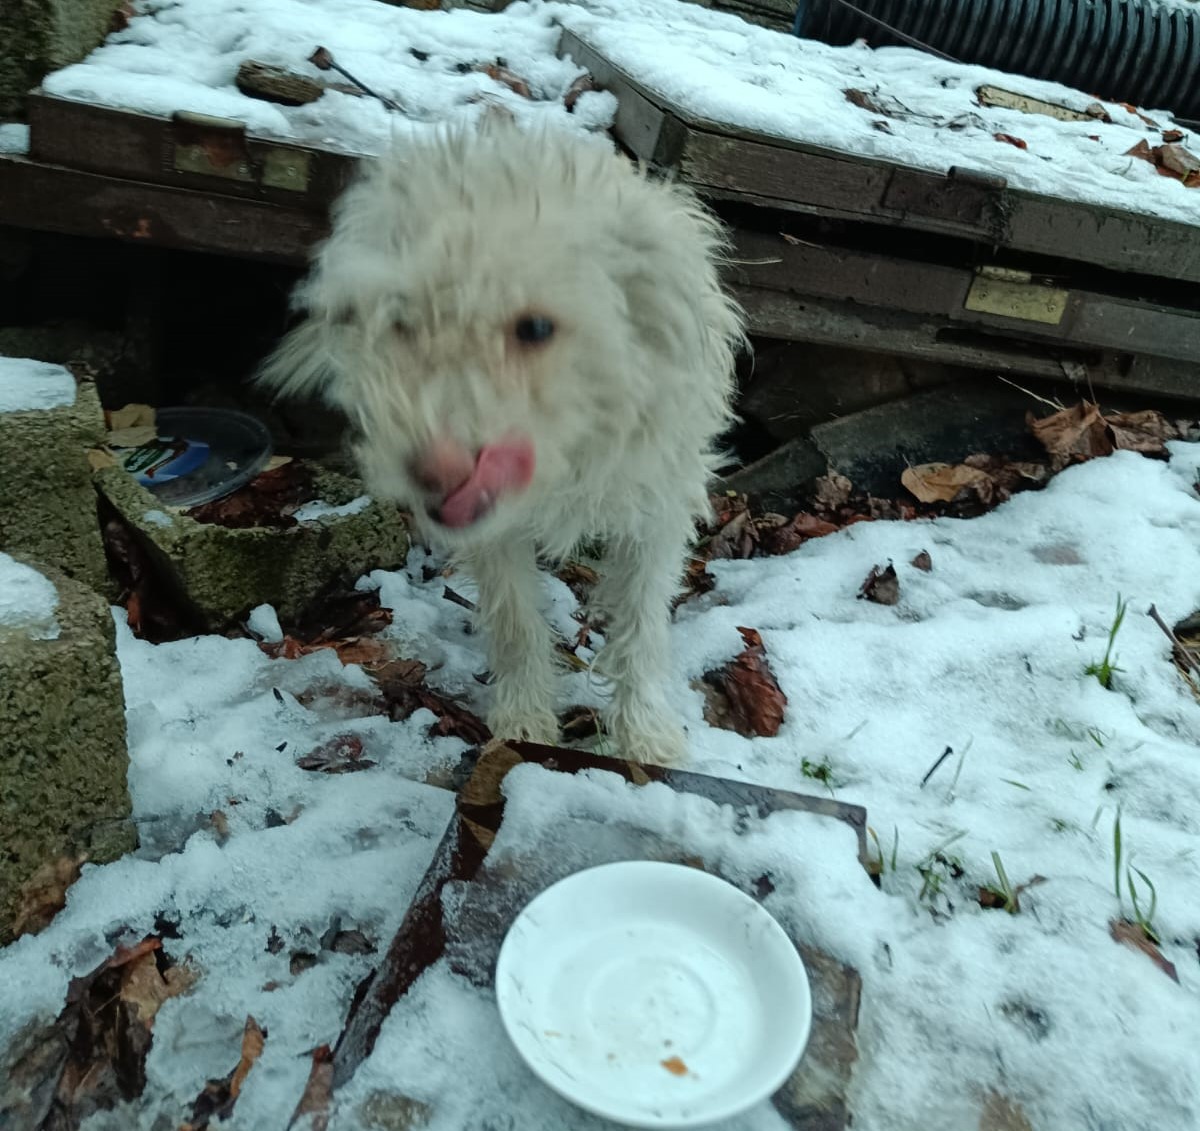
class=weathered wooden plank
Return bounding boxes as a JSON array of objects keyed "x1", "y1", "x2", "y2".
[
  {"x1": 27, "y1": 91, "x2": 355, "y2": 208},
  {"x1": 729, "y1": 230, "x2": 1200, "y2": 363},
  {"x1": 557, "y1": 29, "x2": 687, "y2": 167},
  {"x1": 0, "y1": 154, "x2": 324, "y2": 264},
  {"x1": 729, "y1": 284, "x2": 1200, "y2": 399},
  {"x1": 728, "y1": 229, "x2": 972, "y2": 316}
]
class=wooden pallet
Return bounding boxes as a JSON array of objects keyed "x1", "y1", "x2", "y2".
[{"x1": 558, "y1": 28, "x2": 1200, "y2": 288}]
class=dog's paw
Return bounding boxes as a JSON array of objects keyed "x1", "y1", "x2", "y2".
[
  {"x1": 487, "y1": 708, "x2": 560, "y2": 747},
  {"x1": 612, "y1": 720, "x2": 689, "y2": 767}
]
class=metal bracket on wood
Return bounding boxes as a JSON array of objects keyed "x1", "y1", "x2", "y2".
[
  {"x1": 964, "y1": 265, "x2": 1069, "y2": 325},
  {"x1": 166, "y1": 111, "x2": 312, "y2": 193}
]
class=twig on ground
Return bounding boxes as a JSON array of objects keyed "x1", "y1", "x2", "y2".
[
  {"x1": 920, "y1": 745, "x2": 954, "y2": 788},
  {"x1": 1147, "y1": 603, "x2": 1200, "y2": 673},
  {"x1": 995, "y1": 375, "x2": 1066, "y2": 411},
  {"x1": 442, "y1": 586, "x2": 478, "y2": 613}
]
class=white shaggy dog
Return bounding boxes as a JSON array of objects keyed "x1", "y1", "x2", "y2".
[{"x1": 257, "y1": 117, "x2": 744, "y2": 765}]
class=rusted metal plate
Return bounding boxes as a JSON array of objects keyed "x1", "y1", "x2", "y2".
[
  {"x1": 328, "y1": 741, "x2": 867, "y2": 1127},
  {"x1": 557, "y1": 28, "x2": 1200, "y2": 285},
  {"x1": 26, "y1": 91, "x2": 353, "y2": 207}
]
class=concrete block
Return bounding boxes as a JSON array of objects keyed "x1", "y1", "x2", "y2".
[
  {"x1": 0, "y1": 553, "x2": 134, "y2": 945},
  {"x1": 96, "y1": 464, "x2": 411, "y2": 631},
  {"x1": 0, "y1": 0, "x2": 125, "y2": 117},
  {"x1": 0, "y1": 357, "x2": 110, "y2": 593}
]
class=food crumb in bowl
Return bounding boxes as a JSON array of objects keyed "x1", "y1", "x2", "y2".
[{"x1": 661, "y1": 1056, "x2": 689, "y2": 1076}]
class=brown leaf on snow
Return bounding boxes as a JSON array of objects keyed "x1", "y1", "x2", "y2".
[
  {"x1": 11, "y1": 853, "x2": 87, "y2": 938},
  {"x1": 757, "y1": 512, "x2": 840, "y2": 556},
  {"x1": 700, "y1": 626, "x2": 788, "y2": 738},
  {"x1": 478, "y1": 62, "x2": 533, "y2": 99},
  {"x1": 1109, "y1": 918, "x2": 1180, "y2": 983},
  {"x1": 27, "y1": 935, "x2": 198, "y2": 1126},
  {"x1": 911, "y1": 550, "x2": 933, "y2": 572},
  {"x1": 858, "y1": 563, "x2": 900, "y2": 605},
  {"x1": 295, "y1": 733, "x2": 376, "y2": 774},
  {"x1": 180, "y1": 1016, "x2": 267, "y2": 1130},
  {"x1": 1029, "y1": 401, "x2": 1179, "y2": 470},
  {"x1": 902, "y1": 462, "x2": 995, "y2": 505},
  {"x1": 993, "y1": 133, "x2": 1028, "y2": 149},
  {"x1": 1125, "y1": 139, "x2": 1200, "y2": 186},
  {"x1": 564, "y1": 72, "x2": 597, "y2": 111},
  {"x1": 705, "y1": 496, "x2": 758, "y2": 560},
  {"x1": 290, "y1": 1044, "x2": 334, "y2": 1131},
  {"x1": 980, "y1": 1090, "x2": 1035, "y2": 1131},
  {"x1": 1027, "y1": 401, "x2": 1112, "y2": 468},
  {"x1": 258, "y1": 586, "x2": 394, "y2": 667},
  {"x1": 374, "y1": 658, "x2": 491, "y2": 746}
]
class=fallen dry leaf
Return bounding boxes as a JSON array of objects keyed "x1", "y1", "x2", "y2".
[
  {"x1": 563, "y1": 72, "x2": 596, "y2": 111},
  {"x1": 1125, "y1": 138, "x2": 1200, "y2": 186},
  {"x1": 980, "y1": 1090, "x2": 1034, "y2": 1131},
  {"x1": 858, "y1": 563, "x2": 900, "y2": 605},
  {"x1": 179, "y1": 1015, "x2": 266, "y2": 1130},
  {"x1": 911, "y1": 549, "x2": 933, "y2": 572},
  {"x1": 290, "y1": 1044, "x2": 334, "y2": 1131},
  {"x1": 478, "y1": 62, "x2": 532, "y2": 98},
  {"x1": 1109, "y1": 918, "x2": 1179, "y2": 983},
  {"x1": 1029, "y1": 401, "x2": 1179, "y2": 470},
  {"x1": 556, "y1": 560, "x2": 600, "y2": 603},
  {"x1": 229, "y1": 1016, "x2": 265, "y2": 1100},
  {"x1": 1117, "y1": 101, "x2": 1160, "y2": 128},
  {"x1": 813, "y1": 472, "x2": 853, "y2": 510},
  {"x1": 993, "y1": 133, "x2": 1028, "y2": 149},
  {"x1": 902, "y1": 462, "x2": 994, "y2": 505},
  {"x1": 374, "y1": 658, "x2": 491, "y2": 745},
  {"x1": 27, "y1": 935, "x2": 198, "y2": 1127},
  {"x1": 757, "y1": 512, "x2": 839, "y2": 556},
  {"x1": 700, "y1": 626, "x2": 788, "y2": 738},
  {"x1": 1162, "y1": 128, "x2": 1185, "y2": 144},
  {"x1": 11, "y1": 853, "x2": 87, "y2": 938},
  {"x1": 295, "y1": 733, "x2": 376, "y2": 774},
  {"x1": 105, "y1": 403, "x2": 156, "y2": 432},
  {"x1": 843, "y1": 87, "x2": 907, "y2": 118},
  {"x1": 1027, "y1": 401, "x2": 1111, "y2": 469},
  {"x1": 661, "y1": 1055, "x2": 689, "y2": 1076},
  {"x1": 186, "y1": 462, "x2": 316, "y2": 529}
]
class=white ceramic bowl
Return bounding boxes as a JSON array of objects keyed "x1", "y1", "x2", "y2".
[{"x1": 494, "y1": 860, "x2": 812, "y2": 1129}]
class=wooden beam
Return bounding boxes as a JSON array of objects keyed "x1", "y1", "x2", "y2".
[{"x1": 0, "y1": 154, "x2": 324, "y2": 264}]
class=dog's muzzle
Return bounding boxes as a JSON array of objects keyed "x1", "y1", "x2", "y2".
[{"x1": 409, "y1": 435, "x2": 535, "y2": 529}]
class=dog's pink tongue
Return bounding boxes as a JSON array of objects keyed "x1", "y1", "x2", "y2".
[{"x1": 439, "y1": 439, "x2": 535, "y2": 528}]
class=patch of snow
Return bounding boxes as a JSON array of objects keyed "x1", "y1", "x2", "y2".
[
  {"x1": 41, "y1": 0, "x2": 610, "y2": 159},
  {"x1": 293, "y1": 495, "x2": 372, "y2": 523},
  {"x1": 0, "y1": 552, "x2": 60, "y2": 639},
  {"x1": 555, "y1": 0, "x2": 1200, "y2": 226},
  {"x1": 0, "y1": 123, "x2": 31, "y2": 155},
  {"x1": 0, "y1": 357, "x2": 77, "y2": 413},
  {"x1": 2, "y1": 445, "x2": 1199, "y2": 1128},
  {"x1": 246, "y1": 602, "x2": 285, "y2": 643},
  {"x1": 142, "y1": 508, "x2": 173, "y2": 528}
]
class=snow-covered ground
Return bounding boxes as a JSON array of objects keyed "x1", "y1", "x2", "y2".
[
  {"x1": 37, "y1": 0, "x2": 1200, "y2": 224},
  {"x1": 2, "y1": 443, "x2": 1199, "y2": 1129}
]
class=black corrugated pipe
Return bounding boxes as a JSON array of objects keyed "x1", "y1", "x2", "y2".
[{"x1": 793, "y1": 0, "x2": 1200, "y2": 121}]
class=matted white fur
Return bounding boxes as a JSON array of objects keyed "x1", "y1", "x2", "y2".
[{"x1": 257, "y1": 116, "x2": 744, "y2": 765}]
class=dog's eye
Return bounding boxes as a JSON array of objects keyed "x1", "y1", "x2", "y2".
[{"x1": 513, "y1": 316, "x2": 556, "y2": 346}]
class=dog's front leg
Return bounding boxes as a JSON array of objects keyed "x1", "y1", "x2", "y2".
[
  {"x1": 463, "y1": 539, "x2": 560, "y2": 747},
  {"x1": 592, "y1": 516, "x2": 693, "y2": 767}
]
